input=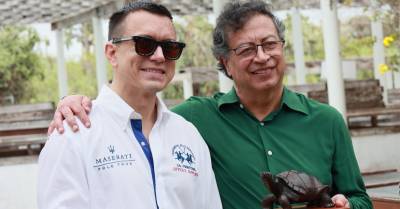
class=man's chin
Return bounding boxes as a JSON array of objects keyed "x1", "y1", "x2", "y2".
[
  {"x1": 253, "y1": 79, "x2": 283, "y2": 92},
  {"x1": 142, "y1": 82, "x2": 168, "y2": 94}
]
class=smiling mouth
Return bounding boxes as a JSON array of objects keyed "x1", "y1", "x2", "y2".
[
  {"x1": 252, "y1": 68, "x2": 273, "y2": 74},
  {"x1": 142, "y1": 68, "x2": 165, "y2": 74}
]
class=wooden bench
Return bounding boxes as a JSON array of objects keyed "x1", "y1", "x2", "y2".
[
  {"x1": 371, "y1": 196, "x2": 400, "y2": 209},
  {"x1": 388, "y1": 88, "x2": 400, "y2": 105},
  {"x1": 365, "y1": 169, "x2": 400, "y2": 209},
  {"x1": 0, "y1": 102, "x2": 54, "y2": 156},
  {"x1": 363, "y1": 169, "x2": 400, "y2": 189},
  {"x1": 289, "y1": 79, "x2": 400, "y2": 134},
  {"x1": 304, "y1": 79, "x2": 385, "y2": 110}
]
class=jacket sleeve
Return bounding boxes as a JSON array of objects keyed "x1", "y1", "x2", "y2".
[
  {"x1": 37, "y1": 130, "x2": 89, "y2": 209},
  {"x1": 331, "y1": 114, "x2": 373, "y2": 209}
]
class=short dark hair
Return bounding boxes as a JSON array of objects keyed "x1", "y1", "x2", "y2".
[
  {"x1": 108, "y1": 1, "x2": 173, "y2": 41},
  {"x1": 212, "y1": 0, "x2": 285, "y2": 78}
]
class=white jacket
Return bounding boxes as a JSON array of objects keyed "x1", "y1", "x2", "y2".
[{"x1": 38, "y1": 86, "x2": 222, "y2": 209}]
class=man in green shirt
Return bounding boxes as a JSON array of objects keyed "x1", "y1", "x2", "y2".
[{"x1": 49, "y1": 1, "x2": 372, "y2": 209}]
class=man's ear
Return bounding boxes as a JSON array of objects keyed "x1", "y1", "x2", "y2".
[
  {"x1": 220, "y1": 57, "x2": 232, "y2": 77},
  {"x1": 105, "y1": 43, "x2": 117, "y2": 68}
]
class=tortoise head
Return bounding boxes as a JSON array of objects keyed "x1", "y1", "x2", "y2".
[
  {"x1": 261, "y1": 172, "x2": 281, "y2": 195},
  {"x1": 317, "y1": 186, "x2": 335, "y2": 208}
]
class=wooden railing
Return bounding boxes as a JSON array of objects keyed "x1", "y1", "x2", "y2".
[
  {"x1": 388, "y1": 88, "x2": 400, "y2": 105},
  {"x1": 0, "y1": 102, "x2": 54, "y2": 156},
  {"x1": 372, "y1": 197, "x2": 400, "y2": 209},
  {"x1": 306, "y1": 79, "x2": 385, "y2": 110},
  {"x1": 365, "y1": 169, "x2": 400, "y2": 209},
  {"x1": 288, "y1": 79, "x2": 400, "y2": 136}
]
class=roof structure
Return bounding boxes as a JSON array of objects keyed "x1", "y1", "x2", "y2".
[
  {"x1": 0, "y1": 0, "x2": 213, "y2": 28},
  {"x1": 0, "y1": 0, "x2": 114, "y2": 26},
  {"x1": 268, "y1": 0, "x2": 370, "y2": 10},
  {"x1": 0, "y1": 0, "x2": 373, "y2": 29}
]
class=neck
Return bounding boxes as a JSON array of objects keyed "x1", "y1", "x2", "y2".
[
  {"x1": 110, "y1": 82, "x2": 158, "y2": 138},
  {"x1": 236, "y1": 85, "x2": 283, "y2": 121}
]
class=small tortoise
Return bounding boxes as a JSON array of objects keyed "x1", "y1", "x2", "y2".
[{"x1": 261, "y1": 170, "x2": 335, "y2": 209}]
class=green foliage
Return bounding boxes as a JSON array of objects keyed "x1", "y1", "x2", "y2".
[
  {"x1": 66, "y1": 53, "x2": 99, "y2": 98},
  {"x1": 0, "y1": 24, "x2": 100, "y2": 105},
  {"x1": 358, "y1": 0, "x2": 400, "y2": 84},
  {"x1": 306, "y1": 74, "x2": 321, "y2": 84},
  {"x1": 175, "y1": 16, "x2": 216, "y2": 69},
  {"x1": 284, "y1": 14, "x2": 374, "y2": 63},
  {"x1": 163, "y1": 83, "x2": 183, "y2": 99},
  {"x1": 28, "y1": 56, "x2": 58, "y2": 103},
  {"x1": 381, "y1": 2, "x2": 400, "y2": 73},
  {"x1": 163, "y1": 16, "x2": 219, "y2": 98},
  {"x1": 283, "y1": 15, "x2": 325, "y2": 62},
  {"x1": 357, "y1": 68, "x2": 374, "y2": 80},
  {"x1": 28, "y1": 53, "x2": 106, "y2": 104},
  {"x1": 0, "y1": 26, "x2": 43, "y2": 104},
  {"x1": 340, "y1": 15, "x2": 374, "y2": 58},
  {"x1": 199, "y1": 80, "x2": 219, "y2": 96},
  {"x1": 283, "y1": 13, "x2": 376, "y2": 85},
  {"x1": 340, "y1": 36, "x2": 374, "y2": 58},
  {"x1": 384, "y1": 35, "x2": 400, "y2": 74},
  {"x1": 64, "y1": 22, "x2": 94, "y2": 54},
  {"x1": 28, "y1": 21, "x2": 113, "y2": 104}
]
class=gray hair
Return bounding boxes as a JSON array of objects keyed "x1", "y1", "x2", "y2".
[{"x1": 212, "y1": 0, "x2": 285, "y2": 78}]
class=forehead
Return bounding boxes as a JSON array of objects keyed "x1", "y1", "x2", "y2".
[
  {"x1": 121, "y1": 10, "x2": 176, "y2": 40},
  {"x1": 227, "y1": 14, "x2": 278, "y2": 46}
]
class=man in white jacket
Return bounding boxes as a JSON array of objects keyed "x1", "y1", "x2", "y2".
[{"x1": 37, "y1": 1, "x2": 222, "y2": 209}]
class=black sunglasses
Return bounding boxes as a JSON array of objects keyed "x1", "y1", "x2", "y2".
[{"x1": 112, "y1": 36, "x2": 186, "y2": 60}]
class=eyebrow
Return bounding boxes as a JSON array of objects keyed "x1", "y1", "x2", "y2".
[
  {"x1": 139, "y1": 34, "x2": 178, "y2": 42},
  {"x1": 236, "y1": 35, "x2": 280, "y2": 47},
  {"x1": 262, "y1": 35, "x2": 280, "y2": 42}
]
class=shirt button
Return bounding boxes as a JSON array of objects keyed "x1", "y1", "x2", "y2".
[
  {"x1": 239, "y1": 104, "x2": 244, "y2": 109},
  {"x1": 267, "y1": 150, "x2": 273, "y2": 156},
  {"x1": 140, "y1": 142, "x2": 146, "y2": 146},
  {"x1": 260, "y1": 122, "x2": 265, "y2": 126}
]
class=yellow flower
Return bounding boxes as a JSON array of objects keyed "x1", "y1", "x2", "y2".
[
  {"x1": 379, "y1": 64, "x2": 389, "y2": 74},
  {"x1": 383, "y1": 36, "x2": 394, "y2": 47}
]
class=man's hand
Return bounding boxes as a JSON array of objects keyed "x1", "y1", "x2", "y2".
[
  {"x1": 47, "y1": 95, "x2": 92, "y2": 135},
  {"x1": 332, "y1": 194, "x2": 350, "y2": 208}
]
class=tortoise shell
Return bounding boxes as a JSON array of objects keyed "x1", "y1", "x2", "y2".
[{"x1": 276, "y1": 170, "x2": 325, "y2": 195}]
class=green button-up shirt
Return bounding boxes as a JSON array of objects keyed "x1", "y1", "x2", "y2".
[{"x1": 172, "y1": 87, "x2": 372, "y2": 209}]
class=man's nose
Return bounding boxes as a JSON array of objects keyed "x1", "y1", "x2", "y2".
[
  {"x1": 254, "y1": 46, "x2": 270, "y2": 62},
  {"x1": 149, "y1": 46, "x2": 166, "y2": 62}
]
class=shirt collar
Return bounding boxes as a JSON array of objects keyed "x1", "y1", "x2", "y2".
[
  {"x1": 95, "y1": 85, "x2": 171, "y2": 130},
  {"x1": 156, "y1": 93, "x2": 172, "y2": 122},
  {"x1": 217, "y1": 86, "x2": 309, "y2": 115},
  {"x1": 217, "y1": 87, "x2": 240, "y2": 109},
  {"x1": 280, "y1": 87, "x2": 309, "y2": 115}
]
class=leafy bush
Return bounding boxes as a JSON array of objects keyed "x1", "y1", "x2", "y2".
[{"x1": 0, "y1": 26, "x2": 43, "y2": 104}]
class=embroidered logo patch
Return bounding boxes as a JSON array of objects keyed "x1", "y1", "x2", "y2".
[
  {"x1": 93, "y1": 145, "x2": 135, "y2": 171},
  {"x1": 172, "y1": 144, "x2": 198, "y2": 176}
]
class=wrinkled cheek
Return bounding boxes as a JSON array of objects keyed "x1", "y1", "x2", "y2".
[
  {"x1": 266, "y1": 58, "x2": 278, "y2": 68},
  {"x1": 237, "y1": 59, "x2": 253, "y2": 73},
  {"x1": 278, "y1": 60, "x2": 287, "y2": 75}
]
